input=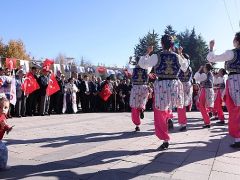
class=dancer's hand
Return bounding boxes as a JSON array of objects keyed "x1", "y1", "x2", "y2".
[
  {"x1": 209, "y1": 40, "x2": 215, "y2": 51},
  {"x1": 178, "y1": 46, "x2": 183, "y2": 55}
]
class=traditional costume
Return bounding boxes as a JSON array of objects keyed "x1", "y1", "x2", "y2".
[
  {"x1": 129, "y1": 59, "x2": 151, "y2": 131},
  {"x1": 177, "y1": 67, "x2": 193, "y2": 130},
  {"x1": 207, "y1": 47, "x2": 240, "y2": 147},
  {"x1": 213, "y1": 75, "x2": 225, "y2": 123},
  {"x1": 194, "y1": 71, "x2": 214, "y2": 127},
  {"x1": 138, "y1": 50, "x2": 188, "y2": 149}
]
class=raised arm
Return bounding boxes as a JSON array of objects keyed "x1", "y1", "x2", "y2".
[
  {"x1": 138, "y1": 54, "x2": 158, "y2": 69},
  {"x1": 177, "y1": 47, "x2": 190, "y2": 72},
  {"x1": 194, "y1": 66, "x2": 207, "y2": 82},
  {"x1": 207, "y1": 40, "x2": 234, "y2": 62}
]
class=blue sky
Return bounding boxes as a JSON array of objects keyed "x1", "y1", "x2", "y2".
[{"x1": 1, "y1": 0, "x2": 240, "y2": 67}]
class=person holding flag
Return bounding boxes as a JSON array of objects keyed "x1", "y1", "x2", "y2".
[
  {"x1": 25, "y1": 67, "x2": 40, "y2": 116},
  {"x1": 99, "y1": 77, "x2": 113, "y2": 112}
]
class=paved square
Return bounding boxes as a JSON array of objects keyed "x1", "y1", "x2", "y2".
[{"x1": 1, "y1": 112, "x2": 240, "y2": 180}]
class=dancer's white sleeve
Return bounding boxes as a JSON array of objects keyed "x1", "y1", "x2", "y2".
[
  {"x1": 178, "y1": 55, "x2": 189, "y2": 72},
  {"x1": 207, "y1": 50, "x2": 234, "y2": 62},
  {"x1": 194, "y1": 72, "x2": 207, "y2": 82},
  {"x1": 138, "y1": 54, "x2": 158, "y2": 69}
]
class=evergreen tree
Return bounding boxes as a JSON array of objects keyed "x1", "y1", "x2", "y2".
[
  {"x1": 177, "y1": 28, "x2": 209, "y2": 72},
  {"x1": 164, "y1": 25, "x2": 177, "y2": 36},
  {"x1": 134, "y1": 30, "x2": 160, "y2": 57},
  {"x1": 133, "y1": 26, "x2": 209, "y2": 73}
]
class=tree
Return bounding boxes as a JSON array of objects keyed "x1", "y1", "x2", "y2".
[
  {"x1": 164, "y1": 25, "x2": 177, "y2": 36},
  {"x1": 55, "y1": 53, "x2": 66, "y2": 64},
  {"x1": 5, "y1": 39, "x2": 30, "y2": 60},
  {"x1": 0, "y1": 38, "x2": 5, "y2": 57},
  {"x1": 177, "y1": 28, "x2": 209, "y2": 72},
  {"x1": 134, "y1": 30, "x2": 160, "y2": 57},
  {"x1": 133, "y1": 26, "x2": 210, "y2": 73},
  {"x1": 80, "y1": 57, "x2": 92, "y2": 67},
  {"x1": 0, "y1": 38, "x2": 30, "y2": 60}
]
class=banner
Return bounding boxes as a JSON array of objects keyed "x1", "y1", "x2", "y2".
[
  {"x1": 22, "y1": 72, "x2": 40, "y2": 95},
  {"x1": 46, "y1": 73, "x2": 60, "y2": 96},
  {"x1": 10, "y1": 77, "x2": 16, "y2": 105},
  {"x1": 99, "y1": 83, "x2": 112, "y2": 101},
  {"x1": 6, "y1": 58, "x2": 17, "y2": 71},
  {"x1": 20, "y1": 60, "x2": 30, "y2": 74}
]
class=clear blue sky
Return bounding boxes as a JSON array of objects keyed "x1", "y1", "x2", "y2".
[{"x1": 1, "y1": 0, "x2": 240, "y2": 67}]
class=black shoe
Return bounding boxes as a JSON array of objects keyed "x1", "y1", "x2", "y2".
[
  {"x1": 179, "y1": 126, "x2": 187, "y2": 132},
  {"x1": 208, "y1": 112, "x2": 213, "y2": 118},
  {"x1": 216, "y1": 121, "x2": 225, "y2": 125},
  {"x1": 202, "y1": 124, "x2": 211, "y2": 128},
  {"x1": 211, "y1": 116, "x2": 219, "y2": 121},
  {"x1": 41, "y1": 114, "x2": 45, "y2": 116},
  {"x1": 230, "y1": 142, "x2": 240, "y2": 148},
  {"x1": 140, "y1": 111, "x2": 144, "y2": 119},
  {"x1": 17, "y1": 115, "x2": 22, "y2": 118},
  {"x1": 0, "y1": 165, "x2": 11, "y2": 171},
  {"x1": 168, "y1": 119, "x2": 174, "y2": 130},
  {"x1": 158, "y1": 142, "x2": 169, "y2": 150},
  {"x1": 135, "y1": 126, "x2": 140, "y2": 132}
]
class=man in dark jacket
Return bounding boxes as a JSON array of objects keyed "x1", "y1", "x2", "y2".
[{"x1": 79, "y1": 75, "x2": 91, "y2": 113}]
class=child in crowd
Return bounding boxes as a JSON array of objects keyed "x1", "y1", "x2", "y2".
[{"x1": 0, "y1": 95, "x2": 13, "y2": 171}]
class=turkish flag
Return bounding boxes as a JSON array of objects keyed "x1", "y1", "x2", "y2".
[
  {"x1": 97, "y1": 66, "x2": 107, "y2": 74},
  {"x1": 99, "y1": 83, "x2": 112, "y2": 101},
  {"x1": 43, "y1": 59, "x2": 54, "y2": 72},
  {"x1": 46, "y1": 73, "x2": 60, "y2": 96},
  {"x1": 22, "y1": 72, "x2": 40, "y2": 95},
  {"x1": 6, "y1": 58, "x2": 17, "y2": 71},
  {"x1": 43, "y1": 59, "x2": 54, "y2": 67}
]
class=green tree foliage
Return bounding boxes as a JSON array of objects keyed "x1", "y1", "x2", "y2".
[
  {"x1": 134, "y1": 30, "x2": 160, "y2": 57},
  {"x1": 164, "y1": 25, "x2": 177, "y2": 36},
  {"x1": 177, "y1": 28, "x2": 209, "y2": 72},
  {"x1": 134, "y1": 26, "x2": 209, "y2": 73}
]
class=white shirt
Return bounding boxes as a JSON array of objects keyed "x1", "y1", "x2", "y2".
[
  {"x1": 138, "y1": 53, "x2": 189, "y2": 72},
  {"x1": 194, "y1": 72, "x2": 207, "y2": 82},
  {"x1": 207, "y1": 50, "x2": 234, "y2": 62},
  {"x1": 127, "y1": 63, "x2": 152, "y2": 75},
  {"x1": 85, "y1": 81, "x2": 89, "y2": 92}
]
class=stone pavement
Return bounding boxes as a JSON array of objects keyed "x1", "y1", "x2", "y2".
[{"x1": 1, "y1": 112, "x2": 240, "y2": 180}]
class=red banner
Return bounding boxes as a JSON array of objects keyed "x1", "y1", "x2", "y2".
[
  {"x1": 22, "y1": 72, "x2": 40, "y2": 95},
  {"x1": 46, "y1": 73, "x2": 60, "y2": 96},
  {"x1": 6, "y1": 58, "x2": 17, "y2": 71},
  {"x1": 99, "y1": 83, "x2": 112, "y2": 101}
]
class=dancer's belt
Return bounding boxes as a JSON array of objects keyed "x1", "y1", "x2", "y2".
[
  {"x1": 157, "y1": 77, "x2": 178, "y2": 81},
  {"x1": 229, "y1": 72, "x2": 240, "y2": 76}
]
